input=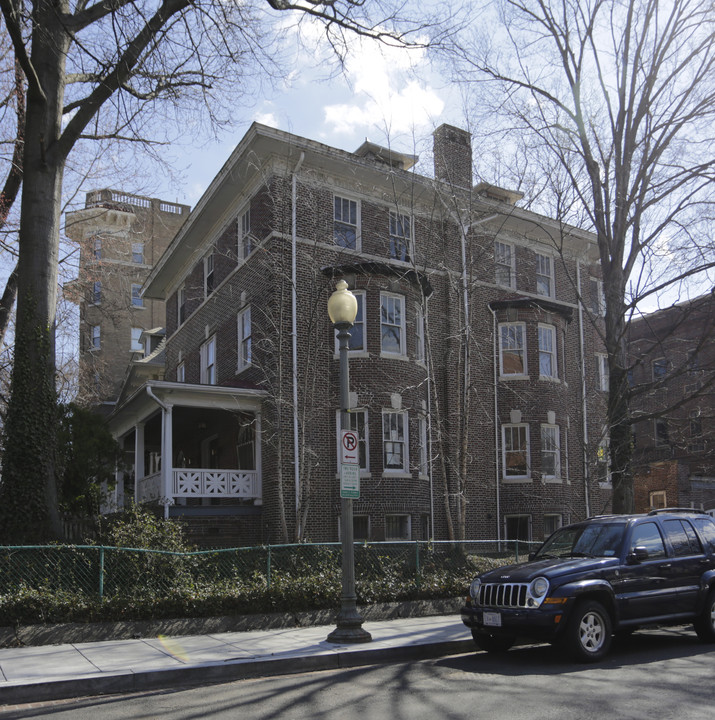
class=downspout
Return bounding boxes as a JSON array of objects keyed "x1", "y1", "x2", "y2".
[
  {"x1": 489, "y1": 305, "x2": 501, "y2": 541},
  {"x1": 459, "y1": 222, "x2": 470, "y2": 535},
  {"x1": 425, "y1": 293, "x2": 435, "y2": 539},
  {"x1": 577, "y1": 263, "x2": 591, "y2": 518},
  {"x1": 146, "y1": 385, "x2": 173, "y2": 519},
  {"x1": 292, "y1": 152, "x2": 305, "y2": 538}
]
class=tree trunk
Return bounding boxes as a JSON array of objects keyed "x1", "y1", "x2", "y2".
[
  {"x1": 604, "y1": 271, "x2": 634, "y2": 514},
  {"x1": 0, "y1": 8, "x2": 70, "y2": 542}
]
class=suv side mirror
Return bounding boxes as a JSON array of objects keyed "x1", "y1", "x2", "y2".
[{"x1": 627, "y1": 546, "x2": 649, "y2": 564}]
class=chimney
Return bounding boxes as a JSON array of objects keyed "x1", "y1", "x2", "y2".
[{"x1": 433, "y1": 124, "x2": 473, "y2": 189}]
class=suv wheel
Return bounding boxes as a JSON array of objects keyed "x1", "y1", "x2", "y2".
[
  {"x1": 564, "y1": 600, "x2": 612, "y2": 662},
  {"x1": 694, "y1": 587, "x2": 715, "y2": 643},
  {"x1": 472, "y1": 630, "x2": 515, "y2": 653}
]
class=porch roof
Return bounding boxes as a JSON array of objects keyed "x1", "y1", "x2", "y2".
[{"x1": 108, "y1": 380, "x2": 268, "y2": 438}]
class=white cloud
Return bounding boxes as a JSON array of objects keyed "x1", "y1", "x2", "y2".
[
  {"x1": 322, "y1": 39, "x2": 444, "y2": 139},
  {"x1": 255, "y1": 111, "x2": 279, "y2": 128}
]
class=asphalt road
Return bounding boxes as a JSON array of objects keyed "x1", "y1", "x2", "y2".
[{"x1": 3, "y1": 627, "x2": 714, "y2": 720}]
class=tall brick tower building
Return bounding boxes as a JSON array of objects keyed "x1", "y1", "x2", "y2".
[{"x1": 66, "y1": 190, "x2": 189, "y2": 413}]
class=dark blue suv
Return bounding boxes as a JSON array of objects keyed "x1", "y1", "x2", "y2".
[{"x1": 461, "y1": 509, "x2": 715, "y2": 662}]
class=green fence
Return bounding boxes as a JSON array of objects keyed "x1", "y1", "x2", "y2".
[{"x1": 0, "y1": 541, "x2": 539, "y2": 601}]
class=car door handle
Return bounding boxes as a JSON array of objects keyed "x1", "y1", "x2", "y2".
[{"x1": 659, "y1": 563, "x2": 672, "y2": 569}]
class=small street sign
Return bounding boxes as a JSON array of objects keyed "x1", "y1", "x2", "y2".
[
  {"x1": 341, "y1": 430, "x2": 359, "y2": 465},
  {"x1": 340, "y1": 462, "x2": 360, "y2": 499}
]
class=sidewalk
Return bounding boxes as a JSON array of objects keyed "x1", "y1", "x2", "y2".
[{"x1": 0, "y1": 615, "x2": 474, "y2": 706}]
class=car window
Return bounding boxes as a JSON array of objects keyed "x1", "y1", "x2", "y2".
[
  {"x1": 693, "y1": 517, "x2": 715, "y2": 553},
  {"x1": 535, "y1": 523, "x2": 625, "y2": 558},
  {"x1": 574, "y1": 524, "x2": 624, "y2": 557},
  {"x1": 629, "y1": 522, "x2": 666, "y2": 559},
  {"x1": 663, "y1": 519, "x2": 701, "y2": 556}
]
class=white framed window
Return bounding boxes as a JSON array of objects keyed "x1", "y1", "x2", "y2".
[
  {"x1": 596, "y1": 353, "x2": 609, "y2": 391},
  {"x1": 334, "y1": 291, "x2": 365, "y2": 353},
  {"x1": 200, "y1": 335, "x2": 217, "y2": 385},
  {"x1": 495, "y1": 241, "x2": 515, "y2": 288},
  {"x1": 540, "y1": 424, "x2": 560, "y2": 479},
  {"x1": 543, "y1": 514, "x2": 562, "y2": 539},
  {"x1": 417, "y1": 415, "x2": 428, "y2": 478},
  {"x1": 649, "y1": 490, "x2": 667, "y2": 510},
  {"x1": 589, "y1": 277, "x2": 605, "y2": 316},
  {"x1": 504, "y1": 515, "x2": 532, "y2": 541},
  {"x1": 389, "y1": 211, "x2": 411, "y2": 262},
  {"x1": 91, "y1": 281, "x2": 101, "y2": 305},
  {"x1": 536, "y1": 253, "x2": 553, "y2": 297},
  {"x1": 177, "y1": 361, "x2": 185, "y2": 383},
  {"x1": 177, "y1": 286, "x2": 187, "y2": 326},
  {"x1": 131, "y1": 327, "x2": 143, "y2": 352},
  {"x1": 93, "y1": 237, "x2": 102, "y2": 260},
  {"x1": 538, "y1": 324, "x2": 557, "y2": 379},
  {"x1": 383, "y1": 410, "x2": 408, "y2": 473},
  {"x1": 334, "y1": 195, "x2": 358, "y2": 249},
  {"x1": 499, "y1": 323, "x2": 527, "y2": 376},
  {"x1": 239, "y1": 207, "x2": 253, "y2": 259},
  {"x1": 385, "y1": 514, "x2": 411, "y2": 540},
  {"x1": 380, "y1": 293, "x2": 405, "y2": 356},
  {"x1": 415, "y1": 303, "x2": 425, "y2": 363},
  {"x1": 131, "y1": 283, "x2": 143, "y2": 308},
  {"x1": 204, "y1": 252, "x2": 215, "y2": 297},
  {"x1": 132, "y1": 242, "x2": 144, "y2": 264},
  {"x1": 502, "y1": 424, "x2": 530, "y2": 479},
  {"x1": 237, "y1": 306, "x2": 252, "y2": 371},
  {"x1": 90, "y1": 324, "x2": 101, "y2": 350},
  {"x1": 337, "y1": 409, "x2": 369, "y2": 472}
]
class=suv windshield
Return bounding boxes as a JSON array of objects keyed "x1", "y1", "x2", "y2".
[{"x1": 535, "y1": 522, "x2": 626, "y2": 559}]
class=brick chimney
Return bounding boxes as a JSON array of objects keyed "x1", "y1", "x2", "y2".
[{"x1": 433, "y1": 124, "x2": 473, "y2": 189}]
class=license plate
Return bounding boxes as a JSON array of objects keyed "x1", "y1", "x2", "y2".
[{"x1": 483, "y1": 611, "x2": 502, "y2": 627}]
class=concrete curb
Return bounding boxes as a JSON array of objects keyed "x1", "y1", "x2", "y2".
[
  {"x1": 1, "y1": 598, "x2": 464, "y2": 648},
  {"x1": 0, "y1": 637, "x2": 475, "y2": 705}
]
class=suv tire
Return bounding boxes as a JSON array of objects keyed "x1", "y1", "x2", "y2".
[
  {"x1": 471, "y1": 630, "x2": 515, "y2": 653},
  {"x1": 694, "y1": 586, "x2": 715, "y2": 643},
  {"x1": 563, "y1": 599, "x2": 612, "y2": 662}
]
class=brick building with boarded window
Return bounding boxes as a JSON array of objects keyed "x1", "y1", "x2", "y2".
[{"x1": 105, "y1": 123, "x2": 611, "y2": 547}]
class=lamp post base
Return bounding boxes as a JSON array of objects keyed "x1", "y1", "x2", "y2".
[{"x1": 326, "y1": 607, "x2": 372, "y2": 644}]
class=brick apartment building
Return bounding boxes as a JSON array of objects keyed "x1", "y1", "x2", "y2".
[
  {"x1": 628, "y1": 290, "x2": 715, "y2": 513},
  {"x1": 101, "y1": 123, "x2": 612, "y2": 547},
  {"x1": 65, "y1": 190, "x2": 190, "y2": 414}
]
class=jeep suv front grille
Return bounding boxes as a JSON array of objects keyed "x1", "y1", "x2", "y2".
[{"x1": 476, "y1": 582, "x2": 529, "y2": 608}]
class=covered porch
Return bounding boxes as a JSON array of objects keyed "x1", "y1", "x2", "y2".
[{"x1": 108, "y1": 381, "x2": 268, "y2": 518}]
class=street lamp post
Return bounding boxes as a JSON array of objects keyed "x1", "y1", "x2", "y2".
[{"x1": 327, "y1": 280, "x2": 372, "y2": 644}]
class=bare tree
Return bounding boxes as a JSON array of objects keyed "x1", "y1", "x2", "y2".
[
  {"x1": 450, "y1": 0, "x2": 715, "y2": 512},
  {"x1": 0, "y1": 0, "x2": 450, "y2": 542}
]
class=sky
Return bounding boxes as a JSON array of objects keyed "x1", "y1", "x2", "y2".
[{"x1": 154, "y1": 18, "x2": 462, "y2": 208}]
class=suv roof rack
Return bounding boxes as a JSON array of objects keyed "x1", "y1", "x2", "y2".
[{"x1": 647, "y1": 507, "x2": 707, "y2": 516}]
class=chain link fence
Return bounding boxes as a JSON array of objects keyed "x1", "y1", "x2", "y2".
[{"x1": 0, "y1": 541, "x2": 538, "y2": 601}]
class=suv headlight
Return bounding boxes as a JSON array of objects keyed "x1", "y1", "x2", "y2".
[
  {"x1": 469, "y1": 578, "x2": 482, "y2": 600},
  {"x1": 527, "y1": 576, "x2": 549, "y2": 607}
]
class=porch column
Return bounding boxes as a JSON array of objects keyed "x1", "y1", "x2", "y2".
[
  {"x1": 162, "y1": 404, "x2": 174, "y2": 519},
  {"x1": 255, "y1": 411, "x2": 263, "y2": 505},
  {"x1": 134, "y1": 422, "x2": 145, "y2": 504},
  {"x1": 115, "y1": 469, "x2": 125, "y2": 510}
]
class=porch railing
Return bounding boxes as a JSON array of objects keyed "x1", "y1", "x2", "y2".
[
  {"x1": 135, "y1": 469, "x2": 262, "y2": 504},
  {"x1": 173, "y1": 469, "x2": 261, "y2": 500}
]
